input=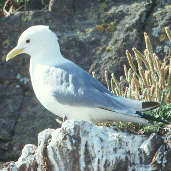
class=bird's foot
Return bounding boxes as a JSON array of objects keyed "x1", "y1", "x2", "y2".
[{"x1": 63, "y1": 115, "x2": 68, "y2": 122}]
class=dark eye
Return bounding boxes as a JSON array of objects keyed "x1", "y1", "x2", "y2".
[{"x1": 26, "y1": 39, "x2": 30, "y2": 43}]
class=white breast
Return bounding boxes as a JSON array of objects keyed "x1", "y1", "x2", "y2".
[{"x1": 29, "y1": 60, "x2": 91, "y2": 121}]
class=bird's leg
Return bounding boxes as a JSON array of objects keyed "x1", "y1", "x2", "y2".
[
  {"x1": 56, "y1": 115, "x2": 68, "y2": 125},
  {"x1": 55, "y1": 117, "x2": 62, "y2": 125},
  {"x1": 63, "y1": 115, "x2": 68, "y2": 122}
]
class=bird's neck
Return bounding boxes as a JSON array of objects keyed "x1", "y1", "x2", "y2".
[
  {"x1": 29, "y1": 48, "x2": 65, "y2": 84},
  {"x1": 30, "y1": 48, "x2": 64, "y2": 66}
]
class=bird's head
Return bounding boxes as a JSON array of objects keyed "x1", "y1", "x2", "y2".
[{"x1": 6, "y1": 25, "x2": 59, "y2": 62}]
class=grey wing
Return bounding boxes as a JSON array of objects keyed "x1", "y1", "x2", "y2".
[{"x1": 51, "y1": 60, "x2": 141, "y2": 115}]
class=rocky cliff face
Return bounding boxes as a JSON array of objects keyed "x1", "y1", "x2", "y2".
[
  {"x1": 1, "y1": 120, "x2": 171, "y2": 171},
  {"x1": 0, "y1": 0, "x2": 171, "y2": 162}
]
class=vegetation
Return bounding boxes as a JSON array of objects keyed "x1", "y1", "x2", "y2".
[
  {"x1": 0, "y1": 0, "x2": 24, "y2": 17},
  {"x1": 0, "y1": 0, "x2": 24, "y2": 7},
  {"x1": 96, "y1": 22, "x2": 116, "y2": 33},
  {"x1": 97, "y1": 104, "x2": 171, "y2": 135},
  {"x1": 95, "y1": 27, "x2": 171, "y2": 135},
  {"x1": 105, "y1": 28, "x2": 171, "y2": 104}
]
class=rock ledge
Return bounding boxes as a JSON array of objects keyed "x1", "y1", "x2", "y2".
[{"x1": 1, "y1": 120, "x2": 171, "y2": 171}]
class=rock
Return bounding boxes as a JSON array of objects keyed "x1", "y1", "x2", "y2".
[
  {"x1": 49, "y1": 0, "x2": 74, "y2": 14},
  {"x1": 151, "y1": 144, "x2": 169, "y2": 171},
  {"x1": 1, "y1": 144, "x2": 37, "y2": 171},
  {"x1": 0, "y1": 96, "x2": 59, "y2": 162},
  {"x1": 22, "y1": 0, "x2": 49, "y2": 10},
  {"x1": 139, "y1": 133, "x2": 164, "y2": 164},
  {"x1": 144, "y1": 0, "x2": 171, "y2": 58},
  {"x1": 49, "y1": 0, "x2": 96, "y2": 14},
  {"x1": 0, "y1": 0, "x2": 171, "y2": 161},
  {"x1": 163, "y1": 149, "x2": 171, "y2": 171},
  {"x1": 1, "y1": 120, "x2": 171, "y2": 171}
]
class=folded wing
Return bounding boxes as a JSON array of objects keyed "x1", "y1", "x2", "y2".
[{"x1": 50, "y1": 60, "x2": 159, "y2": 117}]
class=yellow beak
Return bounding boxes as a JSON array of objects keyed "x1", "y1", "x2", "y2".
[{"x1": 6, "y1": 47, "x2": 24, "y2": 62}]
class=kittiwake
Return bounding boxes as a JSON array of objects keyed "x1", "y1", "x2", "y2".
[{"x1": 6, "y1": 25, "x2": 160, "y2": 124}]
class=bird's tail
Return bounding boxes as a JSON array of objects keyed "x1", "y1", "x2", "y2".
[
  {"x1": 116, "y1": 98, "x2": 169, "y2": 123},
  {"x1": 141, "y1": 102, "x2": 160, "y2": 111},
  {"x1": 110, "y1": 96, "x2": 168, "y2": 124},
  {"x1": 115, "y1": 96, "x2": 160, "y2": 112}
]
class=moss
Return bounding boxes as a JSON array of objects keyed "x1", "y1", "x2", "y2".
[
  {"x1": 96, "y1": 22, "x2": 116, "y2": 33},
  {"x1": 99, "y1": 2, "x2": 107, "y2": 13},
  {"x1": 105, "y1": 46, "x2": 112, "y2": 51},
  {"x1": 131, "y1": 3, "x2": 143, "y2": 10},
  {"x1": 21, "y1": 11, "x2": 33, "y2": 22},
  {"x1": 159, "y1": 34, "x2": 167, "y2": 42},
  {"x1": 2, "y1": 39, "x2": 10, "y2": 48}
]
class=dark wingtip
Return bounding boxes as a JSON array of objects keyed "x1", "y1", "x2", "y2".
[
  {"x1": 142, "y1": 102, "x2": 160, "y2": 111},
  {"x1": 138, "y1": 102, "x2": 169, "y2": 124},
  {"x1": 138, "y1": 112, "x2": 169, "y2": 124}
]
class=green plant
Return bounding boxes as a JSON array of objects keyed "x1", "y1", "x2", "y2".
[
  {"x1": 97, "y1": 104, "x2": 171, "y2": 135},
  {"x1": 96, "y1": 22, "x2": 116, "y2": 33}
]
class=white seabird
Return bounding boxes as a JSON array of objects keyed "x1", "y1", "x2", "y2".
[{"x1": 6, "y1": 25, "x2": 159, "y2": 124}]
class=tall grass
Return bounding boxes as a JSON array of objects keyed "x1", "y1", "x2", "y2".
[{"x1": 104, "y1": 27, "x2": 171, "y2": 104}]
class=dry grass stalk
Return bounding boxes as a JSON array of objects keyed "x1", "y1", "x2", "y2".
[
  {"x1": 144, "y1": 32, "x2": 153, "y2": 53},
  {"x1": 105, "y1": 70, "x2": 110, "y2": 90},
  {"x1": 159, "y1": 68, "x2": 165, "y2": 88},
  {"x1": 132, "y1": 48, "x2": 150, "y2": 70},
  {"x1": 114, "y1": 88, "x2": 120, "y2": 96},
  {"x1": 123, "y1": 65, "x2": 128, "y2": 80},
  {"x1": 145, "y1": 70, "x2": 152, "y2": 86},
  {"x1": 151, "y1": 85, "x2": 155, "y2": 99},
  {"x1": 92, "y1": 71, "x2": 96, "y2": 78},
  {"x1": 124, "y1": 87, "x2": 128, "y2": 97},
  {"x1": 130, "y1": 76, "x2": 135, "y2": 91},
  {"x1": 132, "y1": 74, "x2": 140, "y2": 91},
  {"x1": 127, "y1": 68, "x2": 133, "y2": 83},
  {"x1": 153, "y1": 54, "x2": 161, "y2": 72},
  {"x1": 126, "y1": 50, "x2": 137, "y2": 74},
  {"x1": 111, "y1": 73, "x2": 121, "y2": 95},
  {"x1": 139, "y1": 66, "x2": 148, "y2": 87},
  {"x1": 168, "y1": 58, "x2": 171, "y2": 102},
  {"x1": 168, "y1": 58, "x2": 171, "y2": 88},
  {"x1": 165, "y1": 27, "x2": 171, "y2": 41},
  {"x1": 156, "y1": 84, "x2": 161, "y2": 102},
  {"x1": 144, "y1": 49, "x2": 155, "y2": 72}
]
